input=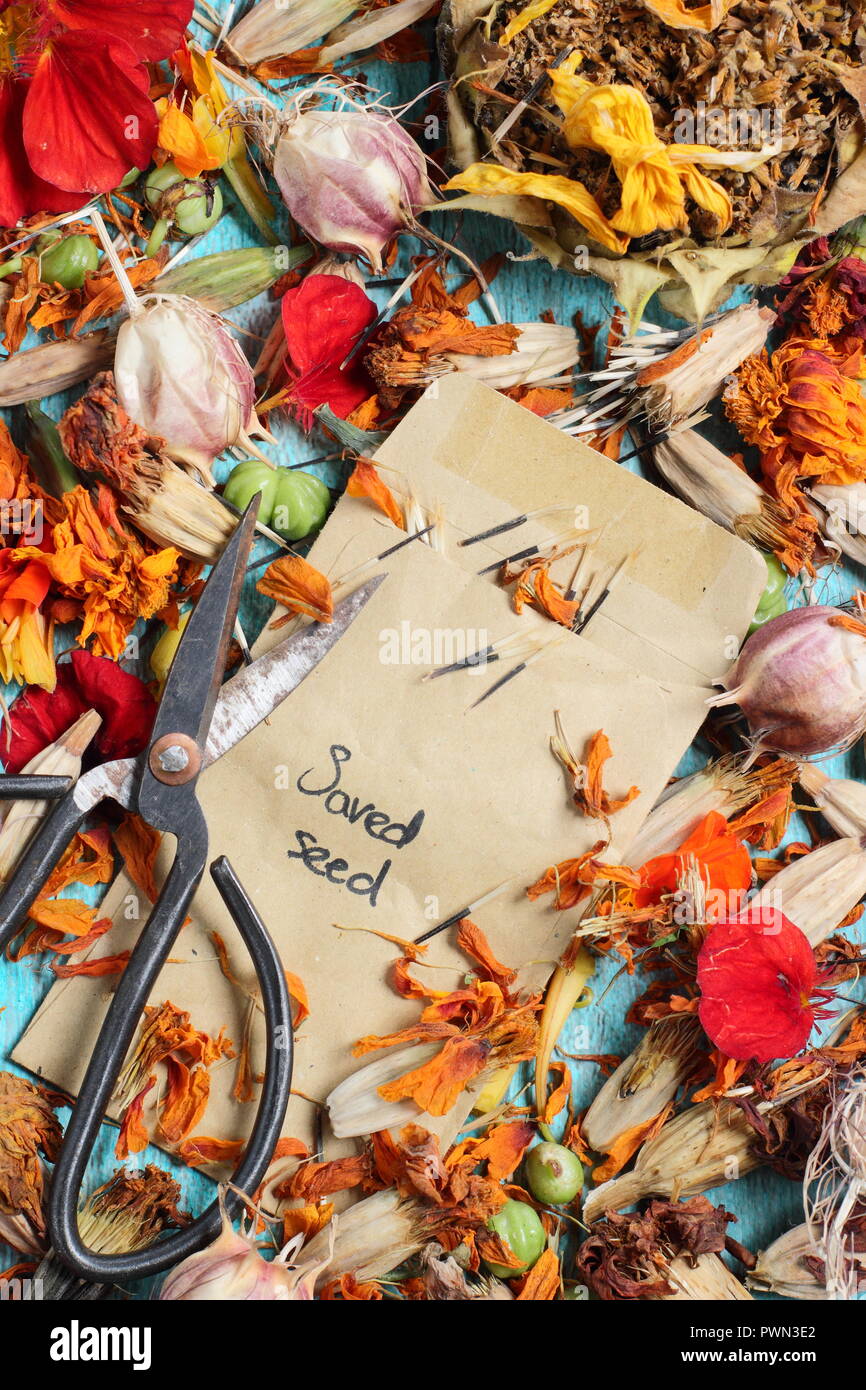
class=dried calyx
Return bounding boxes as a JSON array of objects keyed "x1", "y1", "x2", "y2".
[
  {"x1": 36, "y1": 1166, "x2": 191, "y2": 1300},
  {"x1": 575, "y1": 1195, "x2": 742, "y2": 1301},
  {"x1": 0, "y1": 1072, "x2": 62, "y2": 1257},
  {"x1": 748, "y1": 1223, "x2": 827, "y2": 1300},
  {"x1": 60, "y1": 373, "x2": 236, "y2": 563}
]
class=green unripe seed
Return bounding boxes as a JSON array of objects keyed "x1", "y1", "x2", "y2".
[
  {"x1": 748, "y1": 553, "x2": 789, "y2": 635},
  {"x1": 484, "y1": 1198, "x2": 546, "y2": 1280},
  {"x1": 525, "y1": 1141, "x2": 584, "y2": 1205},
  {"x1": 224, "y1": 461, "x2": 330, "y2": 543},
  {"x1": 38, "y1": 235, "x2": 100, "y2": 290}
]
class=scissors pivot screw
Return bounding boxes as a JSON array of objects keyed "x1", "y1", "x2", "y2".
[{"x1": 149, "y1": 733, "x2": 202, "y2": 785}]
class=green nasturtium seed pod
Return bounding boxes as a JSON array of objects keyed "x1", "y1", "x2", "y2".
[
  {"x1": 37, "y1": 234, "x2": 100, "y2": 290},
  {"x1": 484, "y1": 1199, "x2": 546, "y2": 1280},
  {"x1": 748, "y1": 553, "x2": 788, "y2": 636},
  {"x1": 525, "y1": 1142, "x2": 584, "y2": 1205},
  {"x1": 145, "y1": 162, "x2": 224, "y2": 254},
  {"x1": 224, "y1": 460, "x2": 330, "y2": 542}
]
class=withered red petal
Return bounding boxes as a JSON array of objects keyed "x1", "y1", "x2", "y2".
[
  {"x1": 23, "y1": 32, "x2": 158, "y2": 194},
  {"x1": 47, "y1": 0, "x2": 194, "y2": 61},
  {"x1": 0, "y1": 76, "x2": 87, "y2": 226}
]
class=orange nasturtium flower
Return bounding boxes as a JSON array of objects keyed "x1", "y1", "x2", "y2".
[
  {"x1": 635, "y1": 810, "x2": 752, "y2": 917},
  {"x1": 156, "y1": 96, "x2": 231, "y2": 178}
]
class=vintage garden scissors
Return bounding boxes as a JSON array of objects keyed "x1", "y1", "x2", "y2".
[{"x1": 0, "y1": 499, "x2": 384, "y2": 1283}]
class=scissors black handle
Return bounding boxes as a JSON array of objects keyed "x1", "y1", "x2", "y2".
[
  {"x1": 48, "y1": 839, "x2": 293, "y2": 1284},
  {"x1": 0, "y1": 787, "x2": 92, "y2": 952}
]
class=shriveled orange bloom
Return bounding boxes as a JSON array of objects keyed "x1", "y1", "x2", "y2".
[
  {"x1": 541, "y1": 1060, "x2": 571, "y2": 1126},
  {"x1": 11, "y1": 484, "x2": 181, "y2": 660},
  {"x1": 512, "y1": 559, "x2": 578, "y2": 628},
  {"x1": 52, "y1": 951, "x2": 130, "y2": 978},
  {"x1": 516, "y1": 1247, "x2": 561, "y2": 1300},
  {"x1": 641, "y1": 0, "x2": 736, "y2": 27},
  {"x1": 552, "y1": 719, "x2": 640, "y2": 825},
  {"x1": 257, "y1": 554, "x2": 333, "y2": 624},
  {"x1": 591, "y1": 1102, "x2": 675, "y2": 1184},
  {"x1": 504, "y1": 385, "x2": 574, "y2": 417},
  {"x1": 114, "y1": 812, "x2": 161, "y2": 903},
  {"x1": 0, "y1": 428, "x2": 59, "y2": 689},
  {"x1": 449, "y1": 1119, "x2": 536, "y2": 1183},
  {"x1": 282, "y1": 1201, "x2": 334, "y2": 1245},
  {"x1": 279, "y1": 1154, "x2": 370, "y2": 1205},
  {"x1": 635, "y1": 810, "x2": 752, "y2": 915},
  {"x1": 116, "y1": 1078, "x2": 155, "y2": 1161},
  {"x1": 321, "y1": 1274, "x2": 384, "y2": 1301},
  {"x1": 528, "y1": 842, "x2": 640, "y2": 911},
  {"x1": 177, "y1": 1135, "x2": 244, "y2": 1167},
  {"x1": 729, "y1": 340, "x2": 866, "y2": 500},
  {"x1": 346, "y1": 457, "x2": 404, "y2": 529},
  {"x1": 692, "y1": 1049, "x2": 748, "y2": 1103},
  {"x1": 357, "y1": 924, "x2": 540, "y2": 1115},
  {"x1": 456, "y1": 918, "x2": 516, "y2": 993},
  {"x1": 156, "y1": 95, "x2": 229, "y2": 178},
  {"x1": 0, "y1": 1072, "x2": 62, "y2": 1241},
  {"x1": 114, "y1": 1001, "x2": 234, "y2": 1158},
  {"x1": 10, "y1": 828, "x2": 115, "y2": 958}
]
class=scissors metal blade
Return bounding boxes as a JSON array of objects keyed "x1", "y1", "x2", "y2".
[
  {"x1": 204, "y1": 573, "x2": 386, "y2": 768},
  {"x1": 70, "y1": 573, "x2": 387, "y2": 813},
  {"x1": 145, "y1": 500, "x2": 259, "y2": 759}
]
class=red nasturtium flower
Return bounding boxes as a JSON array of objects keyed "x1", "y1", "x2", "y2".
[
  {"x1": 3, "y1": 649, "x2": 157, "y2": 772},
  {"x1": 697, "y1": 906, "x2": 835, "y2": 1063},
  {"x1": 0, "y1": 0, "x2": 194, "y2": 227},
  {"x1": 281, "y1": 274, "x2": 377, "y2": 429}
]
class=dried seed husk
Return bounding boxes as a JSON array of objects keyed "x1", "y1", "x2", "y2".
[
  {"x1": 294, "y1": 1187, "x2": 428, "y2": 1289},
  {"x1": 36, "y1": 1165, "x2": 190, "y2": 1300},
  {"x1": 624, "y1": 755, "x2": 792, "y2": 867},
  {"x1": 225, "y1": 0, "x2": 358, "y2": 66},
  {"x1": 59, "y1": 372, "x2": 237, "y2": 563},
  {"x1": 749, "y1": 835, "x2": 866, "y2": 946},
  {"x1": 797, "y1": 763, "x2": 866, "y2": 839},
  {"x1": 748, "y1": 1223, "x2": 826, "y2": 1300},
  {"x1": 654, "y1": 429, "x2": 816, "y2": 574},
  {"x1": 535, "y1": 947, "x2": 594, "y2": 1130},
  {"x1": 326, "y1": 1042, "x2": 442, "y2": 1139},
  {"x1": 806, "y1": 481, "x2": 866, "y2": 568},
  {"x1": 654, "y1": 1251, "x2": 752, "y2": 1301},
  {"x1": 0, "y1": 709, "x2": 101, "y2": 883},
  {"x1": 582, "y1": 1016, "x2": 703, "y2": 1154},
  {"x1": 582, "y1": 1098, "x2": 761, "y2": 1224}
]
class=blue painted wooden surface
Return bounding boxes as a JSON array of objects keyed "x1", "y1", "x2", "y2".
[{"x1": 1, "y1": 3, "x2": 863, "y2": 1298}]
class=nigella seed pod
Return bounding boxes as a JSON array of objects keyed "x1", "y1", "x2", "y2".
[
  {"x1": 270, "y1": 89, "x2": 433, "y2": 273},
  {"x1": 160, "y1": 1199, "x2": 325, "y2": 1301},
  {"x1": 114, "y1": 293, "x2": 272, "y2": 483},
  {"x1": 707, "y1": 605, "x2": 866, "y2": 759}
]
